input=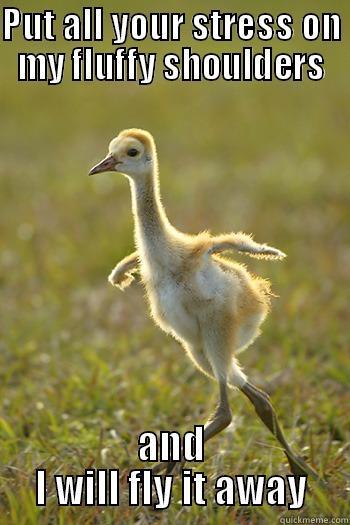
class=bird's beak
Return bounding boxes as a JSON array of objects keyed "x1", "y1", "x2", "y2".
[{"x1": 89, "y1": 154, "x2": 116, "y2": 176}]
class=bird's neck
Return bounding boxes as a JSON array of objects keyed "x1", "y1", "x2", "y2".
[{"x1": 129, "y1": 165, "x2": 173, "y2": 254}]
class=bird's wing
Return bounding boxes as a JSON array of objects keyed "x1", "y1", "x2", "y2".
[{"x1": 208, "y1": 232, "x2": 286, "y2": 260}]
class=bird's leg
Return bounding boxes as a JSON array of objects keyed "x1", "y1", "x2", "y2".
[
  {"x1": 152, "y1": 381, "x2": 232, "y2": 475},
  {"x1": 204, "y1": 380, "x2": 232, "y2": 442},
  {"x1": 240, "y1": 381, "x2": 325, "y2": 484}
]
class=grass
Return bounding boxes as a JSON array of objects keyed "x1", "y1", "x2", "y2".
[{"x1": 0, "y1": 0, "x2": 349, "y2": 522}]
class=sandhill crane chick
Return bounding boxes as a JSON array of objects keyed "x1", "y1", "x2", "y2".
[{"x1": 89, "y1": 129, "x2": 323, "y2": 481}]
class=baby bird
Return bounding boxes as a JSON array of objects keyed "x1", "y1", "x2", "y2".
[{"x1": 89, "y1": 129, "x2": 321, "y2": 480}]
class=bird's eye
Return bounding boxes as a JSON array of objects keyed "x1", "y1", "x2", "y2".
[{"x1": 127, "y1": 148, "x2": 138, "y2": 157}]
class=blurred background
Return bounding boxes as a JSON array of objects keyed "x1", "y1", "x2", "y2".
[{"x1": 0, "y1": 0, "x2": 349, "y2": 523}]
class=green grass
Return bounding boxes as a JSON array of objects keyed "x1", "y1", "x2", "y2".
[{"x1": 0, "y1": 0, "x2": 349, "y2": 522}]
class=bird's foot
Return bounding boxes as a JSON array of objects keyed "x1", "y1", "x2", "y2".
[{"x1": 286, "y1": 452, "x2": 327, "y2": 488}]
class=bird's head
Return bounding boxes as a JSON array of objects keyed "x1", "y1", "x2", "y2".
[{"x1": 89, "y1": 129, "x2": 156, "y2": 180}]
